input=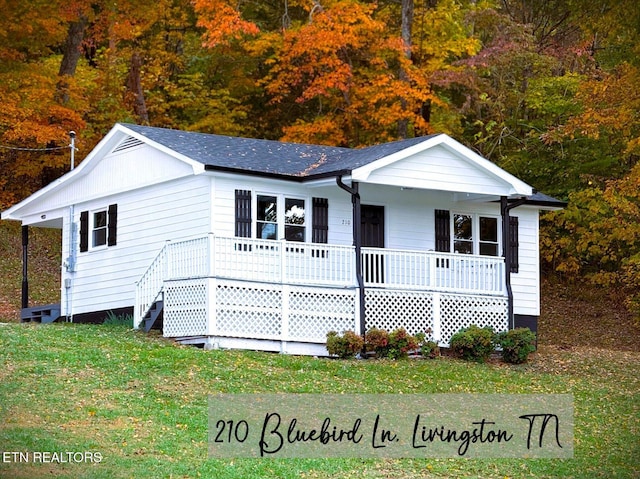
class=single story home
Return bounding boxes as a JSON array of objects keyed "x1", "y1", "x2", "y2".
[{"x1": 1, "y1": 123, "x2": 564, "y2": 355}]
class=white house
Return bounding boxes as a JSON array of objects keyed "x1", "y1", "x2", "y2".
[{"x1": 1, "y1": 123, "x2": 564, "y2": 355}]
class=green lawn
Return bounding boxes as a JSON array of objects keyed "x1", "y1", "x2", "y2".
[{"x1": 0, "y1": 322, "x2": 638, "y2": 478}]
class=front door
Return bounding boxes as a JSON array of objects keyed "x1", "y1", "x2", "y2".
[{"x1": 361, "y1": 205, "x2": 384, "y2": 283}]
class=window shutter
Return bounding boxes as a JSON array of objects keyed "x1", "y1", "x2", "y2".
[
  {"x1": 312, "y1": 197, "x2": 329, "y2": 243},
  {"x1": 435, "y1": 209, "x2": 450, "y2": 252},
  {"x1": 79, "y1": 211, "x2": 89, "y2": 252},
  {"x1": 509, "y1": 216, "x2": 519, "y2": 273},
  {"x1": 235, "y1": 189, "x2": 252, "y2": 238},
  {"x1": 107, "y1": 204, "x2": 118, "y2": 246}
]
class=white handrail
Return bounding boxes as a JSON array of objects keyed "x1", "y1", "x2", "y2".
[
  {"x1": 134, "y1": 242, "x2": 168, "y2": 328},
  {"x1": 361, "y1": 247, "x2": 505, "y2": 294}
]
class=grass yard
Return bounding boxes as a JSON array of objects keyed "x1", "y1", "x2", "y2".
[{"x1": 0, "y1": 322, "x2": 638, "y2": 479}]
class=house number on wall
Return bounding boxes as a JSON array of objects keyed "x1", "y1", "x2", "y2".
[{"x1": 341, "y1": 219, "x2": 351, "y2": 226}]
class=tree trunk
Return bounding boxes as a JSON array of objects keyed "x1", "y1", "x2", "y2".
[
  {"x1": 397, "y1": 0, "x2": 414, "y2": 139},
  {"x1": 55, "y1": 16, "x2": 88, "y2": 104},
  {"x1": 125, "y1": 51, "x2": 150, "y2": 123}
]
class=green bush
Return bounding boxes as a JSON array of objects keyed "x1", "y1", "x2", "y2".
[
  {"x1": 449, "y1": 325, "x2": 496, "y2": 362},
  {"x1": 496, "y1": 328, "x2": 537, "y2": 364},
  {"x1": 326, "y1": 330, "x2": 364, "y2": 358},
  {"x1": 365, "y1": 328, "x2": 390, "y2": 357},
  {"x1": 387, "y1": 328, "x2": 419, "y2": 359},
  {"x1": 415, "y1": 330, "x2": 440, "y2": 359}
]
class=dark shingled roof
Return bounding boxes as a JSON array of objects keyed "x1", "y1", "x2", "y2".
[
  {"x1": 122, "y1": 123, "x2": 565, "y2": 206},
  {"x1": 122, "y1": 123, "x2": 436, "y2": 178}
]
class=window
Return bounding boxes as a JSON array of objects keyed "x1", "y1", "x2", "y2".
[
  {"x1": 257, "y1": 195, "x2": 278, "y2": 239},
  {"x1": 435, "y1": 210, "x2": 501, "y2": 257},
  {"x1": 453, "y1": 214, "x2": 473, "y2": 254},
  {"x1": 235, "y1": 192, "x2": 326, "y2": 244},
  {"x1": 284, "y1": 198, "x2": 305, "y2": 242},
  {"x1": 92, "y1": 210, "x2": 108, "y2": 247},
  {"x1": 79, "y1": 204, "x2": 117, "y2": 252},
  {"x1": 479, "y1": 216, "x2": 499, "y2": 256}
]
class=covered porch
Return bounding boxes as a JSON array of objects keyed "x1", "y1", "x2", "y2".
[{"x1": 135, "y1": 234, "x2": 508, "y2": 354}]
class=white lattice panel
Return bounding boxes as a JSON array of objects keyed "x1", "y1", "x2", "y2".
[
  {"x1": 288, "y1": 287, "x2": 357, "y2": 342},
  {"x1": 215, "y1": 281, "x2": 282, "y2": 339},
  {"x1": 439, "y1": 294, "x2": 508, "y2": 345},
  {"x1": 163, "y1": 279, "x2": 208, "y2": 337},
  {"x1": 364, "y1": 289, "x2": 434, "y2": 336}
]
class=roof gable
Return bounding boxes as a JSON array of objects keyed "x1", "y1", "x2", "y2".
[{"x1": 351, "y1": 134, "x2": 533, "y2": 196}]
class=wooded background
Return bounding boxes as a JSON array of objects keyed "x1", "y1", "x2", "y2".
[{"x1": 1, "y1": 0, "x2": 638, "y2": 316}]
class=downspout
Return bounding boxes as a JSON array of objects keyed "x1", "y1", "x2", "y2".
[
  {"x1": 21, "y1": 225, "x2": 29, "y2": 311},
  {"x1": 500, "y1": 195, "x2": 528, "y2": 329},
  {"x1": 336, "y1": 177, "x2": 366, "y2": 339}
]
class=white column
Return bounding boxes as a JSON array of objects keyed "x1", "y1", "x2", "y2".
[{"x1": 433, "y1": 292, "x2": 441, "y2": 344}]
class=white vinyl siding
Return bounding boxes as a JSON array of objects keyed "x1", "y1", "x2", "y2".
[
  {"x1": 60, "y1": 175, "x2": 211, "y2": 317},
  {"x1": 363, "y1": 145, "x2": 510, "y2": 196},
  {"x1": 510, "y1": 208, "x2": 540, "y2": 316}
]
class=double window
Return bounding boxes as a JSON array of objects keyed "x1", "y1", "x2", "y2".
[
  {"x1": 435, "y1": 209, "x2": 518, "y2": 272},
  {"x1": 236, "y1": 190, "x2": 328, "y2": 243},
  {"x1": 256, "y1": 195, "x2": 306, "y2": 241},
  {"x1": 79, "y1": 204, "x2": 118, "y2": 252},
  {"x1": 452, "y1": 214, "x2": 499, "y2": 256}
]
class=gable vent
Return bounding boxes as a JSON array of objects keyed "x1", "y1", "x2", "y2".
[{"x1": 112, "y1": 136, "x2": 144, "y2": 153}]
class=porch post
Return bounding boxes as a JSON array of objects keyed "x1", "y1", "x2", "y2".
[
  {"x1": 501, "y1": 196, "x2": 529, "y2": 330},
  {"x1": 500, "y1": 197, "x2": 513, "y2": 329},
  {"x1": 21, "y1": 225, "x2": 29, "y2": 310},
  {"x1": 336, "y1": 177, "x2": 366, "y2": 339},
  {"x1": 353, "y1": 183, "x2": 365, "y2": 337}
]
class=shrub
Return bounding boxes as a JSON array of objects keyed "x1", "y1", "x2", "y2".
[
  {"x1": 365, "y1": 328, "x2": 390, "y2": 357},
  {"x1": 449, "y1": 325, "x2": 496, "y2": 362},
  {"x1": 387, "y1": 328, "x2": 419, "y2": 359},
  {"x1": 326, "y1": 330, "x2": 364, "y2": 358},
  {"x1": 415, "y1": 330, "x2": 440, "y2": 359},
  {"x1": 496, "y1": 328, "x2": 537, "y2": 364}
]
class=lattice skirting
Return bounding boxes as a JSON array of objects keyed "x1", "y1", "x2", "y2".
[
  {"x1": 438, "y1": 293, "x2": 509, "y2": 345},
  {"x1": 364, "y1": 290, "x2": 508, "y2": 346},
  {"x1": 163, "y1": 278, "x2": 508, "y2": 350},
  {"x1": 163, "y1": 279, "x2": 209, "y2": 337}
]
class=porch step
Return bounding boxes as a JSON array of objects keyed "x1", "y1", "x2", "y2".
[
  {"x1": 21, "y1": 304, "x2": 61, "y2": 324},
  {"x1": 143, "y1": 300, "x2": 163, "y2": 333}
]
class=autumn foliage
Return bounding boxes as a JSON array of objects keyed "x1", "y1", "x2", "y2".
[{"x1": 1, "y1": 0, "x2": 639, "y2": 317}]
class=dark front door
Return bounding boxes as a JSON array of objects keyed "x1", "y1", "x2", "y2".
[{"x1": 361, "y1": 205, "x2": 384, "y2": 283}]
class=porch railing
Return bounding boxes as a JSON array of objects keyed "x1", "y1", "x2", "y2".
[
  {"x1": 361, "y1": 247, "x2": 505, "y2": 295},
  {"x1": 136, "y1": 234, "x2": 507, "y2": 327},
  {"x1": 212, "y1": 236, "x2": 356, "y2": 287}
]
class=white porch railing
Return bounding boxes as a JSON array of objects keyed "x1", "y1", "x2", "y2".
[
  {"x1": 136, "y1": 235, "x2": 507, "y2": 327},
  {"x1": 361, "y1": 247, "x2": 505, "y2": 295},
  {"x1": 212, "y1": 236, "x2": 356, "y2": 287}
]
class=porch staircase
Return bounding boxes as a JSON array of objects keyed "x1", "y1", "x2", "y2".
[
  {"x1": 142, "y1": 298, "x2": 164, "y2": 332},
  {"x1": 21, "y1": 304, "x2": 61, "y2": 324}
]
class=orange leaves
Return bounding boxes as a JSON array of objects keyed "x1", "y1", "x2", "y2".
[{"x1": 194, "y1": 0, "x2": 259, "y2": 48}]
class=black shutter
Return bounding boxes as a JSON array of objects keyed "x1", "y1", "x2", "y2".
[
  {"x1": 312, "y1": 197, "x2": 329, "y2": 243},
  {"x1": 79, "y1": 211, "x2": 89, "y2": 252},
  {"x1": 107, "y1": 204, "x2": 118, "y2": 246},
  {"x1": 235, "y1": 189, "x2": 252, "y2": 238},
  {"x1": 509, "y1": 216, "x2": 519, "y2": 273},
  {"x1": 435, "y1": 209, "x2": 450, "y2": 252}
]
